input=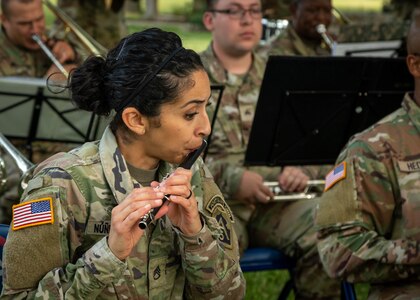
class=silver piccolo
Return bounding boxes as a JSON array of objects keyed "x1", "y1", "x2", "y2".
[{"x1": 138, "y1": 140, "x2": 207, "y2": 229}]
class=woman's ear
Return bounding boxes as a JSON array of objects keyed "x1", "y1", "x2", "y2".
[{"x1": 121, "y1": 107, "x2": 147, "y2": 135}]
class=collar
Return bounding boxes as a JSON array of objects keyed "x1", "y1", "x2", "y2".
[
  {"x1": 403, "y1": 92, "x2": 420, "y2": 133},
  {"x1": 99, "y1": 127, "x2": 173, "y2": 204},
  {"x1": 200, "y1": 42, "x2": 266, "y2": 88}
]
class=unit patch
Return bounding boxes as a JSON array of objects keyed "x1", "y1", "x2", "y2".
[{"x1": 206, "y1": 195, "x2": 234, "y2": 249}]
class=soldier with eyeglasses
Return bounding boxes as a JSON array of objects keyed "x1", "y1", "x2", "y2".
[{"x1": 200, "y1": 0, "x2": 341, "y2": 298}]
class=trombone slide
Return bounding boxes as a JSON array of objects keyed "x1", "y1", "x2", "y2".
[{"x1": 32, "y1": 34, "x2": 69, "y2": 78}]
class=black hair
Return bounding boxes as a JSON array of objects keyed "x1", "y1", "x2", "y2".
[{"x1": 69, "y1": 28, "x2": 205, "y2": 136}]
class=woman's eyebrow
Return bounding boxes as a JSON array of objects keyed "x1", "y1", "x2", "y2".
[{"x1": 180, "y1": 99, "x2": 206, "y2": 108}]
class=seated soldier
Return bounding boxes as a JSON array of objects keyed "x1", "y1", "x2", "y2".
[
  {"x1": 316, "y1": 11, "x2": 420, "y2": 299},
  {"x1": 268, "y1": 0, "x2": 334, "y2": 56},
  {"x1": 0, "y1": 0, "x2": 81, "y2": 77}
]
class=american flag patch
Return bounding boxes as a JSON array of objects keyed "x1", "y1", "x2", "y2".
[
  {"x1": 12, "y1": 198, "x2": 54, "y2": 231},
  {"x1": 324, "y1": 162, "x2": 347, "y2": 192}
]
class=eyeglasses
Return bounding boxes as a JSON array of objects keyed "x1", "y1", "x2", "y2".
[{"x1": 208, "y1": 7, "x2": 263, "y2": 20}]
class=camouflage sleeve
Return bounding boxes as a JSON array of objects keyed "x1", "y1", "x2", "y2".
[
  {"x1": 175, "y1": 163, "x2": 245, "y2": 299},
  {"x1": 316, "y1": 140, "x2": 420, "y2": 283},
  {"x1": 1, "y1": 169, "x2": 127, "y2": 299},
  {"x1": 206, "y1": 159, "x2": 245, "y2": 200}
]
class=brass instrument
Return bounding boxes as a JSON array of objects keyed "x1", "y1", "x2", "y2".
[
  {"x1": 316, "y1": 24, "x2": 336, "y2": 53},
  {"x1": 333, "y1": 7, "x2": 352, "y2": 25},
  {"x1": 0, "y1": 133, "x2": 35, "y2": 192},
  {"x1": 43, "y1": 0, "x2": 107, "y2": 57},
  {"x1": 32, "y1": 34, "x2": 69, "y2": 79},
  {"x1": 264, "y1": 180, "x2": 325, "y2": 201}
]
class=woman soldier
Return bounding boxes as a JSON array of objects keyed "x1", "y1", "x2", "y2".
[{"x1": 1, "y1": 28, "x2": 245, "y2": 299}]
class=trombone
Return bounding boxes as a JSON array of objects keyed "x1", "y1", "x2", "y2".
[
  {"x1": 34, "y1": 0, "x2": 108, "y2": 79},
  {"x1": 43, "y1": 0, "x2": 107, "y2": 57},
  {"x1": 264, "y1": 180, "x2": 325, "y2": 201}
]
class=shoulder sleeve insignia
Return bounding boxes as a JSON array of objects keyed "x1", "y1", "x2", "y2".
[
  {"x1": 12, "y1": 197, "x2": 54, "y2": 231},
  {"x1": 206, "y1": 195, "x2": 234, "y2": 249},
  {"x1": 324, "y1": 162, "x2": 347, "y2": 192}
]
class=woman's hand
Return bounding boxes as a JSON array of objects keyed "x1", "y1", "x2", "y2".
[
  {"x1": 151, "y1": 168, "x2": 202, "y2": 236},
  {"x1": 108, "y1": 187, "x2": 164, "y2": 261}
]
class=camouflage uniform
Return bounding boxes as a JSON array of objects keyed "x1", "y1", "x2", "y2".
[
  {"x1": 57, "y1": 0, "x2": 128, "y2": 50},
  {"x1": 200, "y1": 44, "x2": 340, "y2": 299},
  {"x1": 0, "y1": 29, "x2": 52, "y2": 77},
  {"x1": 268, "y1": 24, "x2": 331, "y2": 56},
  {"x1": 1, "y1": 126, "x2": 245, "y2": 299},
  {"x1": 316, "y1": 93, "x2": 420, "y2": 299},
  {"x1": 0, "y1": 26, "x2": 82, "y2": 224},
  {"x1": 337, "y1": 20, "x2": 410, "y2": 43}
]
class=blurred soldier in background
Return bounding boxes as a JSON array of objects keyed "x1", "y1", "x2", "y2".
[
  {"x1": 268, "y1": 0, "x2": 334, "y2": 56},
  {"x1": 200, "y1": 0, "x2": 341, "y2": 298},
  {"x1": 316, "y1": 10, "x2": 420, "y2": 299},
  {"x1": 0, "y1": 0, "x2": 82, "y2": 163},
  {"x1": 56, "y1": 0, "x2": 128, "y2": 50},
  {"x1": 384, "y1": 0, "x2": 420, "y2": 21},
  {"x1": 0, "y1": 0, "x2": 80, "y2": 77}
]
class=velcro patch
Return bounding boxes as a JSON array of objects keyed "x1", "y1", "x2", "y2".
[
  {"x1": 324, "y1": 162, "x2": 347, "y2": 192},
  {"x1": 12, "y1": 197, "x2": 54, "y2": 230},
  {"x1": 206, "y1": 195, "x2": 234, "y2": 249}
]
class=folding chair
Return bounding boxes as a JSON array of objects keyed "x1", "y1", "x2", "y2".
[{"x1": 240, "y1": 247, "x2": 296, "y2": 300}]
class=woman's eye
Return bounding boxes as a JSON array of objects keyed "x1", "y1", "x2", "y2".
[{"x1": 185, "y1": 112, "x2": 199, "y2": 120}]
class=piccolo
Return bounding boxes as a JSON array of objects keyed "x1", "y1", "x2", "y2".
[{"x1": 138, "y1": 139, "x2": 207, "y2": 229}]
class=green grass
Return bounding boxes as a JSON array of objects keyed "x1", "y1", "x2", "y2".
[
  {"x1": 244, "y1": 270, "x2": 371, "y2": 299},
  {"x1": 127, "y1": 22, "x2": 211, "y2": 52}
]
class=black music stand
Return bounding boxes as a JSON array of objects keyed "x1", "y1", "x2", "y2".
[
  {"x1": 0, "y1": 77, "x2": 109, "y2": 159},
  {"x1": 203, "y1": 84, "x2": 225, "y2": 161},
  {"x1": 244, "y1": 56, "x2": 413, "y2": 166}
]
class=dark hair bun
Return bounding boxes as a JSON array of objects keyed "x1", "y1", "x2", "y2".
[{"x1": 70, "y1": 55, "x2": 111, "y2": 116}]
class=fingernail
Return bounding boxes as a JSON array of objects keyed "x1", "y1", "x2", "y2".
[
  {"x1": 144, "y1": 204, "x2": 151, "y2": 210},
  {"x1": 155, "y1": 199, "x2": 162, "y2": 205}
]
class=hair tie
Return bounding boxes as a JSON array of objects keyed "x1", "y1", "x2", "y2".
[{"x1": 116, "y1": 47, "x2": 184, "y2": 112}]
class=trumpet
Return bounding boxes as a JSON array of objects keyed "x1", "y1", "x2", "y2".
[{"x1": 264, "y1": 180, "x2": 325, "y2": 201}]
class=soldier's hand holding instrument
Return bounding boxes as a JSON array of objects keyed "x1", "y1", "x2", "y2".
[{"x1": 138, "y1": 139, "x2": 207, "y2": 229}]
